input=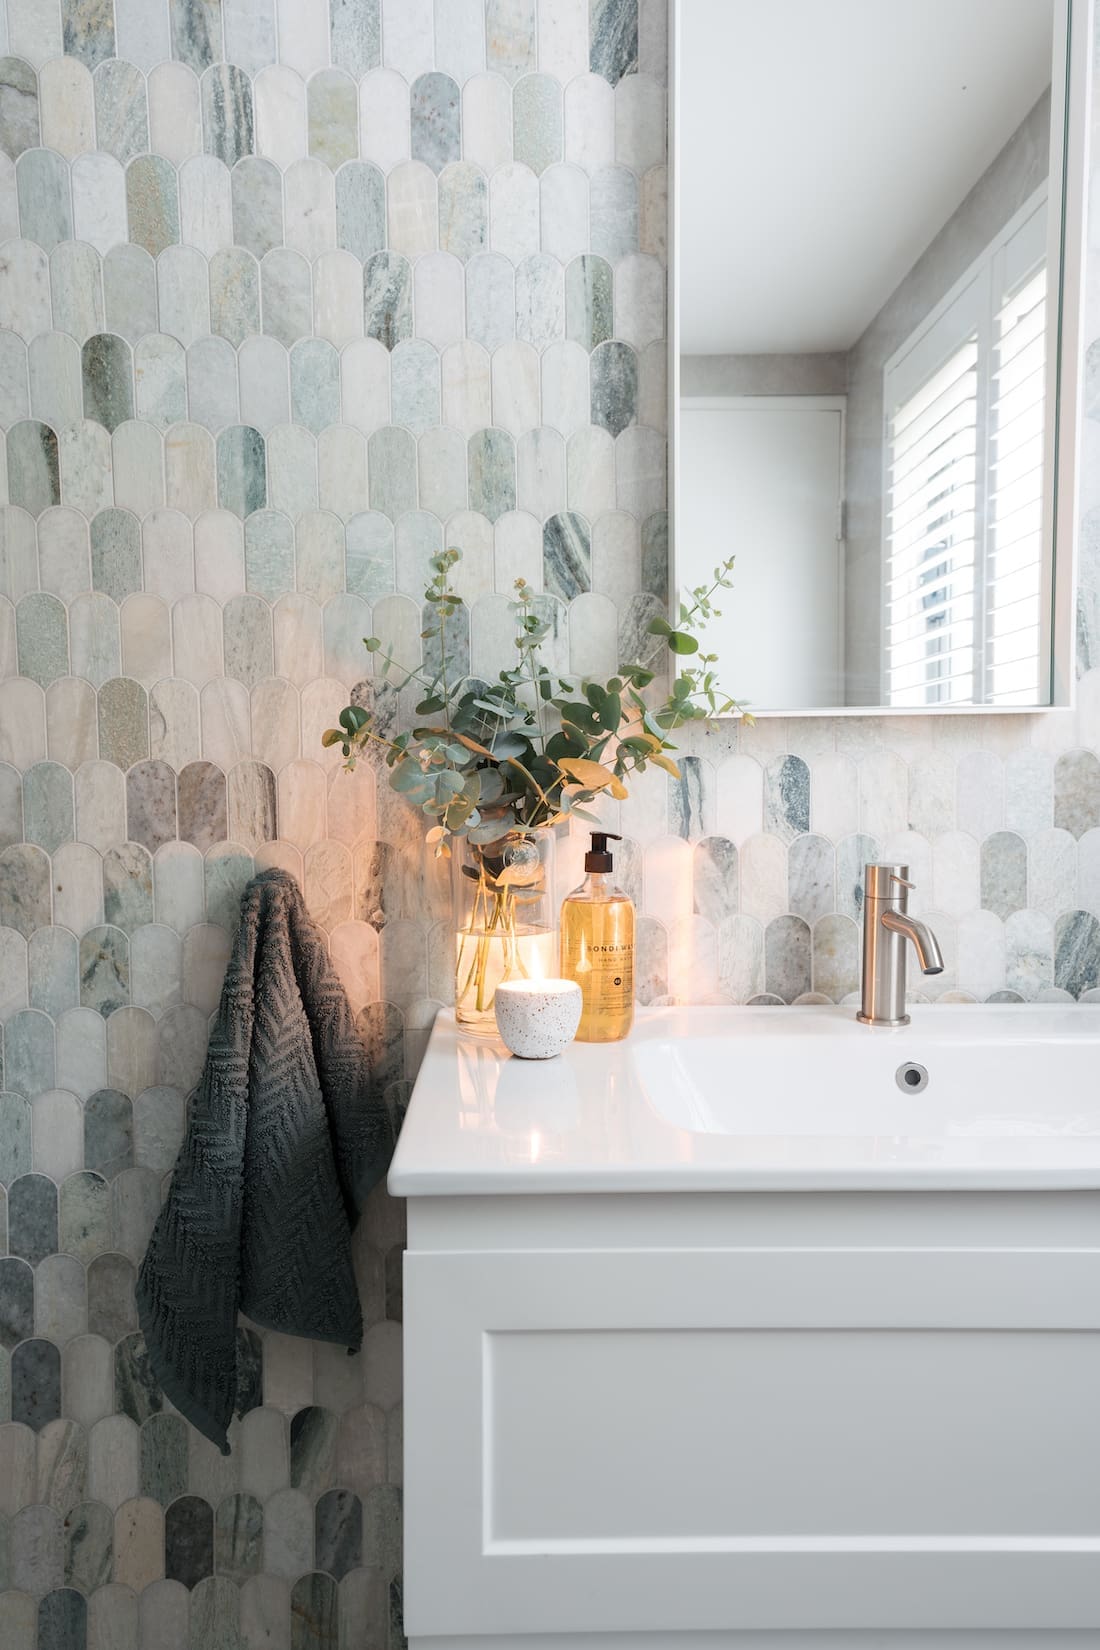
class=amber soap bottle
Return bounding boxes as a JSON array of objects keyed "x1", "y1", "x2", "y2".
[{"x1": 560, "y1": 831, "x2": 635, "y2": 1042}]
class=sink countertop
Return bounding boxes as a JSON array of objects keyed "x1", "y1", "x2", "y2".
[{"x1": 388, "y1": 1004, "x2": 1100, "y2": 1196}]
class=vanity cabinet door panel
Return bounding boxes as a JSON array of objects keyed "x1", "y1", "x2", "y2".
[{"x1": 403, "y1": 1246, "x2": 1100, "y2": 1637}]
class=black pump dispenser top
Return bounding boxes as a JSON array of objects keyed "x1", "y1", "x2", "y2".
[{"x1": 585, "y1": 831, "x2": 621, "y2": 873}]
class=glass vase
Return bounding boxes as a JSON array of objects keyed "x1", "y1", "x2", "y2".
[{"x1": 453, "y1": 826, "x2": 557, "y2": 1036}]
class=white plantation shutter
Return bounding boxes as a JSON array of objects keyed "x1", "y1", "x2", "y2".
[
  {"x1": 986, "y1": 256, "x2": 1046, "y2": 703},
  {"x1": 883, "y1": 193, "x2": 1048, "y2": 707},
  {"x1": 885, "y1": 338, "x2": 980, "y2": 704}
]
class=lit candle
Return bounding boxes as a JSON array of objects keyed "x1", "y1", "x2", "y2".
[{"x1": 493, "y1": 978, "x2": 582, "y2": 1060}]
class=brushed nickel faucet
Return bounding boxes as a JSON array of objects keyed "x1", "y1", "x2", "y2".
[{"x1": 857, "y1": 863, "x2": 944, "y2": 1026}]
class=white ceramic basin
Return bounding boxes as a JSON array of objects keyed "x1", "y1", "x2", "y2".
[
  {"x1": 390, "y1": 1003, "x2": 1100, "y2": 1194},
  {"x1": 639, "y1": 1007, "x2": 1100, "y2": 1140}
]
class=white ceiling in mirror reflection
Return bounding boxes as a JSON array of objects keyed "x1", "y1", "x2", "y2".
[{"x1": 679, "y1": 0, "x2": 1055, "y2": 353}]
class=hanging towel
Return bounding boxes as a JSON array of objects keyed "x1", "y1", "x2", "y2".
[{"x1": 136, "y1": 868, "x2": 393, "y2": 1453}]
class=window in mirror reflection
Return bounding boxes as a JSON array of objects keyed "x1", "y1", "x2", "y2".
[
  {"x1": 676, "y1": 0, "x2": 1062, "y2": 712},
  {"x1": 885, "y1": 195, "x2": 1046, "y2": 706}
]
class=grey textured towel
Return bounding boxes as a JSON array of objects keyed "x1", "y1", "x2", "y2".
[{"x1": 136, "y1": 868, "x2": 393, "y2": 1453}]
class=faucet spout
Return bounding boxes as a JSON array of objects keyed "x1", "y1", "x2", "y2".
[
  {"x1": 857, "y1": 862, "x2": 944, "y2": 1026},
  {"x1": 881, "y1": 909, "x2": 944, "y2": 976}
]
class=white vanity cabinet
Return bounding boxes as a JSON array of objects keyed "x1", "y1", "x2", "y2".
[{"x1": 392, "y1": 1008, "x2": 1100, "y2": 1648}]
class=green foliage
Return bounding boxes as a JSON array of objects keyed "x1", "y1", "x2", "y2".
[{"x1": 321, "y1": 550, "x2": 749, "y2": 854}]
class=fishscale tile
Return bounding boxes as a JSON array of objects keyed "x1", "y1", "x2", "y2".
[
  {"x1": 210, "y1": 248, "x2": 261, "y2": 348},
  {"x1": 82, "y1": 334, "x2": 134, "y2": 433},
  {"x1": 202, "y1": 62, "x2": 253, "y2": 166},
  {"x1": 514, "y1": 72, "x2": 562, "y2": 175},
  {"x1": 170, "y1": 0, "x2": 222, "y2": 74},
  {"x1": 16, "y1": 148, "x2": 72, "y2": 250},
  {"x1": 214, "y1": 1490, "x2": 263, "y2": 1582},
  {"x1": 94, "y1": 59, "x2": 148, "y2": 164},
  {"x1": 125, "y1": 156, "x2": 180, "y2": 261},
  {"x1": 63, "y1": 1498, "x2": 113, "y2": 1593},
  {"x1": 0, "y1": 58, "x2": 39, "y2": 159},
  {"x1": 11, "y1": 1338, "x2": 61, "y2": 1432},
  {"x1": 39, "y1": 57, "x2": 95, "y2": 158},
  {"x1": 486, "y1": 0, "x2": 536, "y2": 80},
  {"x1": 8, "y1": 421, "x2": 60, "y2": 514},
  {"x1": 86, "y1": 1253, "x2": 137, "y2": 1344},
  {"x1": 292, "y1": 1570, "x2": 338, "y2": 1647},
  {"x1": 0, "y1": 1256, "x2": 33, "y2": 1350},
  {"x1": 331, "y1": 0, "x2": 380, "y2": 75},
  {"x1": 166, "y1": 1494, "x2": 213, "y2": 1589},
  {"x1": 231, "y1": 155, "x2": 283, "y2": 260},
  {"x1": 308, "y1": 69, "x2": 358, "y2": 170}
]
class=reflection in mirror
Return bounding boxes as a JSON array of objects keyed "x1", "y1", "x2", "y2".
[{"x1": 675, "y1": 0, "x2": 1076, "y2": 711}]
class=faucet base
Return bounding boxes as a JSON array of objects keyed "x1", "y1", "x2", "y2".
[{"x1": 856, "y1": 1011, "x2": 911, "y2": 1027}]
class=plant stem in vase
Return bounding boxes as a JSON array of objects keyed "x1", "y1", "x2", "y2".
[{"x1": 453, "y1": 830, "x2": 556, "y2": 1035}]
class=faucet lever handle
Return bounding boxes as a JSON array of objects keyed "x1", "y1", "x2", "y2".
[{"x1": 890, "y1": 873, "x2": 915, "y2": 890}]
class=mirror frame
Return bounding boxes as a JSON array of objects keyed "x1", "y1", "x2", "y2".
[{"x1": 668, "y1": 0, "x2": 1092, "y2": 716}]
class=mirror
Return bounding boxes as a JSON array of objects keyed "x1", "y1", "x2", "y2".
[{"x1": 673, "y1": 0, "x2": 1086, "y2": 713}]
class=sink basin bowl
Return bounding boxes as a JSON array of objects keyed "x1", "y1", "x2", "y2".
[
  {"x1": 638, "y1": 1005, "x2": 1100, "y2": 1140},
  {"x1": 389, "y1": 1003, "x2": 1100, "y2": 1195}
]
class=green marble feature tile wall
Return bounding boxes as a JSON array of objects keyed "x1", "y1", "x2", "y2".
[{"x1": 0, "y1": 0, "x2": 1099, "y2": 1645}]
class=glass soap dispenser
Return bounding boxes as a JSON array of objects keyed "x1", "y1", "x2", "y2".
[{"x1": 560, "y1": 832, "x2": 635, "y2": 1043}]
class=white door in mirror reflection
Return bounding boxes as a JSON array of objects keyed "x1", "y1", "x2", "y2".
[{"x1": 679, "y1": 399, "x2": 844, "y2": 711}]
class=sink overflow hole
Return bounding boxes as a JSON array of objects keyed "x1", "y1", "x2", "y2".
[{"x1": 896, "y1": 1061, "x2": 929, "y2": 1094}]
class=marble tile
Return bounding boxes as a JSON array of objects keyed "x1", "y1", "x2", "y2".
[
  {"x1": 12, "y1": 1337, "x2": 61, "y2": 1431},
  {"x1": 186, "y1": 336, "x2": 238, "y2": 432},
  {"x1": 10, "y1": 1173, "x2": 58, "y2": 1264},
  {"x1": 263, "y1": 1485, "x2": 312, "y2": 1581},
  {"x1": 104, "y1": 246, "x2": 158, "y2": 346},
  {"x1": 1055, "y1": 909, "x2": 1100, "y2": 996},
  {"x1": 202, "y1": 62, "x2": 253, "y2": 168},
  {"x1": 215, "y1": 1490, "x2": 263, "y2": 1582},
  {"x1": 590, "y1": 0, "x2": 638, "y2": 84},
  {"x1": 35, "y1": 1415, "x2": 87, "y2": 1517},
  {"x1": 0, "y1": 57, "x2": 39, "y2": 159},
  {"x1": 147, "y1": 59, "x2": 202, "y2": 164},
  {"x1": 165, "y1": 1494, "x2": 213, "y2": 1589},
  {"x1": 34, "y1": 1585, "x2": 85, "y2": 1644},
  {"x1": 230, "y1": 156, "x2": 282, "y2": 260},
  {"x1": 0, "y1": 1095, "x2": 33, "y2": 1185},
  {"x1": 58, "y1": 1173, "x2": 111, "y2": 1265},
  {"x1": 170, "y1": 0, "x2": 222, "y2": 74},
  {"x1": 86, "y1": 1253, "x2": 137, "y2": 1344},
  {"x1": 17, "y1": 147, "x2": 72, "y2": 250},
  {"x1": 0, "y1": 844, "x2": 51, "y2": 937},
  {"x1": 23, "y1": 761, "x2": 74, "y2": 854},
  {"x1": 363, "y1": 252, "x2": 413, "y2": 352},
  {"x1": 788, "y1": 833, "x2": 834, "y2": 926},
  {"x1": 332, "y1": 0, "x2": 380, "y2": 76},
  {"x1": 83, "y1": 1089, "x2": 133, "y2": 1182},
  {"x1": 94, "y1": 59, "x2": 148, "y2": 164},
  {"x1": 1053, "y1": 749, "x2": 1100, "y2": 839},
  {"x1": 367, "y1": 426, "x2": 416, "y2": 520},
  {"x1": 290, "y1": 1571, "x2": 338, "y2": 1650},
  {"x1": 64, "y1": 1498, "x2": 113, "y2": 1592},
  {"x1": 312, "y1": 1491, "x2": 362, "y2": 1584},
  {"x1": 217, "y1": 426, "x2": 267, "y2": 518},
  {"x1": 468, "y1": 427, "x2": 516, "y2": 522},
  {"x1": 438, "y1": 162, "x2": 487, "y2": 263},
  {"x1": 307, "y1": 69, "x2": 358, "y2": 171},
  {"x1": 291, "y1": 340, "x2": 341, "y2": 436},
  {"x1": 489, "y1": 162, "x2": 539, "y2": 263},
  {"x1": 29, "y1": 1089, "x2": 81, "y2": 1182},
  {"x1": 0, "y1": 1256, "x2": 33, "y2": 1350},
  {"x1": 486, "y1": 0, "x2": 536, "y2": 80},
  {"x1": 7, "y1": 421, "x2": 60, "y2": 514},
  {"x1": 590, "y1": 339, "x2": 637, "y2": 437}
]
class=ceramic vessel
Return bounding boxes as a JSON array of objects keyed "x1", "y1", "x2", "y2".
[{"x1": 493, "y1": 978, "x2": 582, "y2": 1059}]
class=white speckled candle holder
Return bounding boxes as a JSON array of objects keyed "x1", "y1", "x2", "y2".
[{"x1": 493, "y1": 979, "x2": 583, "y2": 1059}]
